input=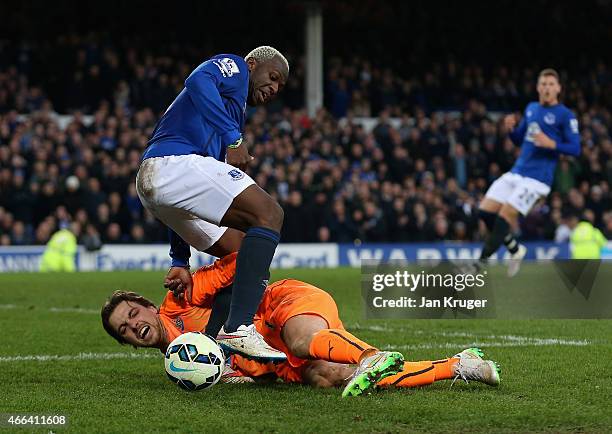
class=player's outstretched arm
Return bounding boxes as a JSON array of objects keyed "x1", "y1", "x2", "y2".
[
  {"x1": 507, "y1": 112, "x2": 527, "y2": 146},
  {"x1": 165, "y1": 230, "x2": 193, "y2": 301}
]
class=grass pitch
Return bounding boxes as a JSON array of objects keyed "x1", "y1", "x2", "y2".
[{"x1": 1, "y1": 267, "x2": 611, "y2": 433}]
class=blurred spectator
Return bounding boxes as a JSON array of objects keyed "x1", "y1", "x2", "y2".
[
  {"x1": 39, "y1": 222, "x2": 80, "y2": 272},
  {"x1": 567, "y1": 212, "x2": 608, "y2": 259},
  {"x1": 129, "y1": 224, "x2": 147, "y2": 243},
  {"x1": 82, "y1": 224, "x2": 103, "y2": 252},
  {"x1": 104, "y1": 222, "x2": 124, "y2": 244}
]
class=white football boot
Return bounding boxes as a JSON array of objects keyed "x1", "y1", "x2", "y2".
[
  {"x1": 451, "y1": 347, "x2": 501, "y2": 386},
  {"x1": 507, "y1": 244, "x2": 527, "y2": 277},
  {"x1": 217, "y1": 324, "x2": 287, "y2": 362}
]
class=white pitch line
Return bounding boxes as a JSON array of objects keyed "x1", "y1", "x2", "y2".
[
  {"x1": 422, "y1": 331, "x2": 591, "y2": 346},
  {"x1": 348, "y1": 324, "x2": 592, "y2": 346},
  {"x1": 0, "y1": 304, "x2": 98, "y2": 314},
  {"x1": 380, "y1": 339, "x2": 590, "y2": 351},
  {"x1": 0, "y1": 335, "x2": 590, "y2": 365},
  {"x1": 49, "y1": 307, "x2": 99, "y2": 314},
  {"x1": 0, "y1": 339, "x2": 587, "y2": 365},
  {"x1": 0, "y1": 352, "x2": 161, "y2": 363}
]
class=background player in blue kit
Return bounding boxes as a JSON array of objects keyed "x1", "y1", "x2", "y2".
[
  {"x1": 477, "y1": 69, "x2": 581, "y2": 276},
  {"x1": 136, "y1": 46, "x2": 289, "y2": 360}
]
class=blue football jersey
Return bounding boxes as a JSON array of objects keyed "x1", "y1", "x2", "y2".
[
  {"x1": 509, "y1": 102, "x2": 580, "y2": 186},
  {"x1": 143, "y1": 54, "x2": 248, "y2": 162}
]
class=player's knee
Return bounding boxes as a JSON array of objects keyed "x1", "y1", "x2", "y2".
[
  {"x1": 479, "y1": 198, "x2": 502, "y2": 214},
  {"x1": 252, "y1": 200, "x2": 283, "y2": 231},
  {"x1": 478, "y1": 209, "x2": 497, "y2": 231},
  {"x1": 268, "y1": 201, "x2": 284, "y2": 229},
  {"x1": 499, "y1": 206, "x2": 519, "y2": 224},
  {"x1": 285, "y1": 334, "x2": 311, "y2": 359}
]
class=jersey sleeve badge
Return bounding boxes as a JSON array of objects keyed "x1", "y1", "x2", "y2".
[{"x1": 213, "y1": 58, "x2": 241, "y2": 77}]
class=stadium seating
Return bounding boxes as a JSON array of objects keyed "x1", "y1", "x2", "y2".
[{"x1": 0, "y1": 39, "x2": 610, "y2": 246}]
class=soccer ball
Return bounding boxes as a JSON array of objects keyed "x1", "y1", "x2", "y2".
[{"x1": 164, "y1": 332, "x2": 225, "y2": 391}]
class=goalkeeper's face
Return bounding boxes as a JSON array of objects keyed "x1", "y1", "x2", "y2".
[
  {"x1": 108, "y1": 301, "x2": 163, "y2": 348},
  {"x1": 537, "y1": 75, "x2": 561, "y2": 105}
]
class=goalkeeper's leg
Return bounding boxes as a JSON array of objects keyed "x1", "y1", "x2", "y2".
[
  {"x1": 282, "y1": 314, "x2": 404, "y2": 396},
  {"x1": 377, "y1": 359, "x2": 456, "y2": 387},
  {"x1": 299, "y1": 349, "x2": 500, "y2": 390},
  {"x1": 282, "y1": 314, "x2": 390, "y2": 365},
  {"x1": 378, "y1": 348, "x2": 501, "y2": 388}
]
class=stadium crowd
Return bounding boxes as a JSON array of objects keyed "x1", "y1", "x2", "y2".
[{"x1": 0, "y1": 39, "x2": 611, "y2": 247}]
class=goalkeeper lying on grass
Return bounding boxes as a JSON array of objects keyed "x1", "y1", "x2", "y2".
[{"x1": 101, "y1": 253, "x2": 500, "y2": 397}]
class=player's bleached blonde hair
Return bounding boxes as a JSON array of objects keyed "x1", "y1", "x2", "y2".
[{"x1": 245, "y1": 46, "x2": 289, "y2": 73}]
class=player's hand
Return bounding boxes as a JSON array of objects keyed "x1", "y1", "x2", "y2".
[
  {"x1": 164, "y1": 267, "x2": 193, "y2": 303},
  {"x1": 503, "y1": 114, "x2": 517, "y2": 132},
  {"x1": 533, "y1": 132, "x2": 556, "y2": 149},
  {"x1": 226, "y1": 144, "x2": 254, "y2": 171}
]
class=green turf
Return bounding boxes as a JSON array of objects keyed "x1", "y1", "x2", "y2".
[{"x1": 1, "y1": 268, "x2": 611, "y2": 433}]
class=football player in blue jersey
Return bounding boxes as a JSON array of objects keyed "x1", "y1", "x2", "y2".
[
  {"x1": 477, "y1": 69, "x2": 580, "y2": 276},
  {"x1": 135, "y1": 46, "x2": 289, "y2": 360}
]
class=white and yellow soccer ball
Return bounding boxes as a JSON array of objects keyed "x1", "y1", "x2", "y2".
[{"x1": 164, "y1": 332, "x2": 225, "y2": 391}]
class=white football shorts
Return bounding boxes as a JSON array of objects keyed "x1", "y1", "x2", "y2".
[
  {"x1": 136, "y1": 154, "x2": 255, "y2": 251},
  {"x1": 484, "y1": 172, "x2": 551, "y2": 216}
]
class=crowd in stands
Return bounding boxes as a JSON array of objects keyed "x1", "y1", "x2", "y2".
[{"x1": 0, "y1": 38, "x2": 611, "y2": 247}]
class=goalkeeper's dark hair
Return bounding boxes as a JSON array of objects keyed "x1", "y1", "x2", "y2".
[{"x1": 101, "y1": 290, "x2": 156, "y2": 345}]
